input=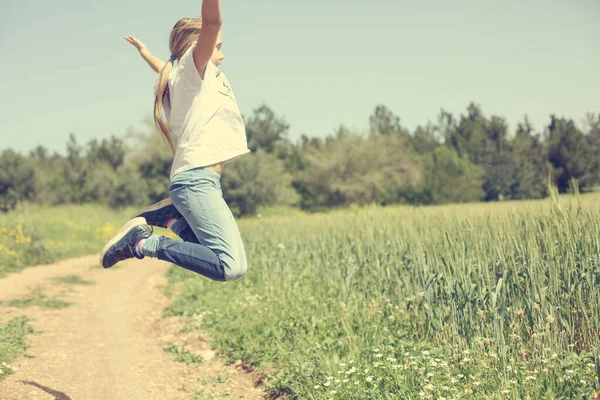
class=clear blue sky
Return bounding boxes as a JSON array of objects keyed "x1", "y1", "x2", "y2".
[{"x1": 1, "y1": 0, "x2": 598, "y2": 154}]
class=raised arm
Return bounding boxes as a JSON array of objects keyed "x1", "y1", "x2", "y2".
[
  {"x1": 193, "y1": 0, "x2": 222, "y2": 80},
  {"x1": 124, "y1": 35, "x2": 166, "y2": 73}
]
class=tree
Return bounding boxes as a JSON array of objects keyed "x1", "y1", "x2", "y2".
[
  {"x1": 421, "y1": 146, "x2": 485, "y2": 204},
  {"x1": 446, "y1": 103, "x2": 516, "y2": 200},
  {"x1": 221, "y1": 149, "x2": 298, "y2": 216},
  {"x1": 298, "y1": 132, "x2": 421, "y2": 208},
  {"x1": 509, "y1": 117, "x2": 549, "y2": 199},
  {"x1": 369, "y1": 105, "x2": 407, "y2": 136},
  {"x1": 87, "y1": 136, "x2": 127, "y2": 171},
  {"x1": 584, "y1": 113, "x2": 600, "y2": 188},
  {"x1": 245, "y1": 104, "x2": 289, "y2": 153},
  {"x1": 127, "y1": 120, "x2": 173, "y2": 204},
  {"x1": 0, "y1": 150, "x2": 36, "y2": 212},
  {"x1": 412, "y1": 123, "x2": 442, "y2": 154},
  {"x1": 547, "y1": 115, "x2": 593, "y2": 192},
  {"x1": 481, "y1": 116, "x2": 514, "y2": 201}
]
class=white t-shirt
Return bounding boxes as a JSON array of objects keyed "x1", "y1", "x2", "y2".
[{"x1": 159, "y1": 43, "x2": 250, "y2": 180}]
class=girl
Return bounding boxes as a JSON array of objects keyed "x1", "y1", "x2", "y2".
[{"x1": 100, "y1": 0, "x2": 249, "y2": 282}]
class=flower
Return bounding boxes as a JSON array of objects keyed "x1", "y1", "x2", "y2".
[{"x1": 366, "y1": 376, "x2": 373, "y2": 382}]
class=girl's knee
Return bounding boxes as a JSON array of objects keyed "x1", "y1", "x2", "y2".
[{"x1": 223, "y1": 257, "x2": 247, "y2": 281}]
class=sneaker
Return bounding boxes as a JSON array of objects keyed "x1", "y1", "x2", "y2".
[
  {"x1": 99, "y1": 217, "x2": 152, "y2": 268},
  {"x1": 130, "y1": 198, "x2": 182, "y2": 228}
]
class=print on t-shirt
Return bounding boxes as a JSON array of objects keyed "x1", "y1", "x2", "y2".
[{"x1": 215, "y1": 68, "x2": 235, "y2": 101}]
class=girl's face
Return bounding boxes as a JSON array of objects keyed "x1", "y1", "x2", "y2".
[{"x1": 211, "y1": 31, "x2": 224, "y2": 66}]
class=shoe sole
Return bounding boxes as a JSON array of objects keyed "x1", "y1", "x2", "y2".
[
  {"x1": 130, "y1": 198, "x2": 173, "y2": 226},
  {"x1": 99, "y1": 217, "x2": 147, "y2": 268}
]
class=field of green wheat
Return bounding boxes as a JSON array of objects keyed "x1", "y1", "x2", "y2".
[
  {"x1": 1, "y1": 192, "x2": 599, "y2": 398},
  {"x1": 164, "y1": 190, "x2": 600, "y2": 399}
]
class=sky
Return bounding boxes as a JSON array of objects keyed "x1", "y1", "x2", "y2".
[{"x1": 0, "y1": 0, "x2": 599, "y2": 154}]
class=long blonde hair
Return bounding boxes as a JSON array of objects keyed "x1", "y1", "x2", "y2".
[{"x1": 154, "y1": 18, "x2": 203, "y2": 152}]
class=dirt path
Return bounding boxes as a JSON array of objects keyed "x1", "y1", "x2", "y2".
[{"x1": 0, "y1": 256, "x2": 266, "y2": 400}]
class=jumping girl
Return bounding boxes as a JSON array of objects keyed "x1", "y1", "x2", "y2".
[{"x1": 100, "y1": 0, "x2": 249, "y2": 282}]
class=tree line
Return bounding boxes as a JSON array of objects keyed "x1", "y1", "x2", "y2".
[{"x1": 1, "y1": 103, "x2": 599, "y2": 215}]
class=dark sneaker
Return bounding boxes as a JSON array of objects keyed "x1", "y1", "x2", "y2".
[
  {"x1": 130, "y1": 198, "x2": 182, "y2": 228},
  {"x1": 99, "y1": 217, "x2": 152, "y2": 268}
]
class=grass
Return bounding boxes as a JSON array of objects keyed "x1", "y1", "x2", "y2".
[
  {"x1": 1, "y1": 192, "x2": 599, "y2": 397},
  {"x1": 163, "y1": 342, "x2": 204, "y2": 365},
  {"x1": 0, "y1": 203, "x2": 180, "y2": 277},
  {"x1": 0, "y1": 203, "x2": 137, "y2": 276},
  {"x1": 163, "y1": 190, "x2": 600, "y2": 399},
  {"x1": 52, "y1": 275, "x2": 95, "y2": 286},
  {"x1": 3, "y1": 288, "x2": 71, "y2": 310},
  {"x1": 0, "y1": 316, "x2": 34, "y2": 380},
  {"x1": 190, "y1": 389, "x2": 234, "y2": 400}
]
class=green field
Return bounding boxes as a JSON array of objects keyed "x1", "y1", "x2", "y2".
[
  {"x1": 0, "y1": 203, "x2": 179, "y2": 277},
  {"x1": 0, "y1": 204, "x2": 137, "y2": 276},
  {"x1": 165, "y1": 191, "x2": 600, "y2": 399},
  {"x1": 1, "y1": 193, "x2": 599, "y2": 398}
]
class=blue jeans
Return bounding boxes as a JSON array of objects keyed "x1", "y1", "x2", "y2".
[{"x1": 141, "y1": 167, "x2": 247, "y2": 282}]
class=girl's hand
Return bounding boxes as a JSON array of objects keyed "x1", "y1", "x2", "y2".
[
  {"x1": 124, "y1": 35, "x2": 165, "y2": 73},
  {"x1": 124, "y1": 35, "x2": 149, "y2": 54}
]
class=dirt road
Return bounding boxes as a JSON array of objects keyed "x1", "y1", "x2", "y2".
[{"x1": 0, "y1": 256, "x2": 265, "y2": 400}]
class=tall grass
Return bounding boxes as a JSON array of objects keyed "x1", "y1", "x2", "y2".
[
  {"x1": 165, "y1": 191, "x2": 600, "y2": 399},
  {"x1": 0, "y1": 203, "x2": 135, "y2": 276}
]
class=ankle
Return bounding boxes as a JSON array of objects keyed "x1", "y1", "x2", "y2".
[
  {"x1": 166, "y1": 218, "x2": 179, "y2": 229},
  {"x1": 135, "y1": 239, "x2": 146, "y2": 257}
]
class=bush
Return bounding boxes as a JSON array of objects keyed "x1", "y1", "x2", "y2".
[{"x1": 0, "y1": 150, "x2": 36, "y2": 213}]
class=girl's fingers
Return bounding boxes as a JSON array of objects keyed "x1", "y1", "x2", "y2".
[{"x1": 124, "y1": 36, "x2": 138, "y2": 45}]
